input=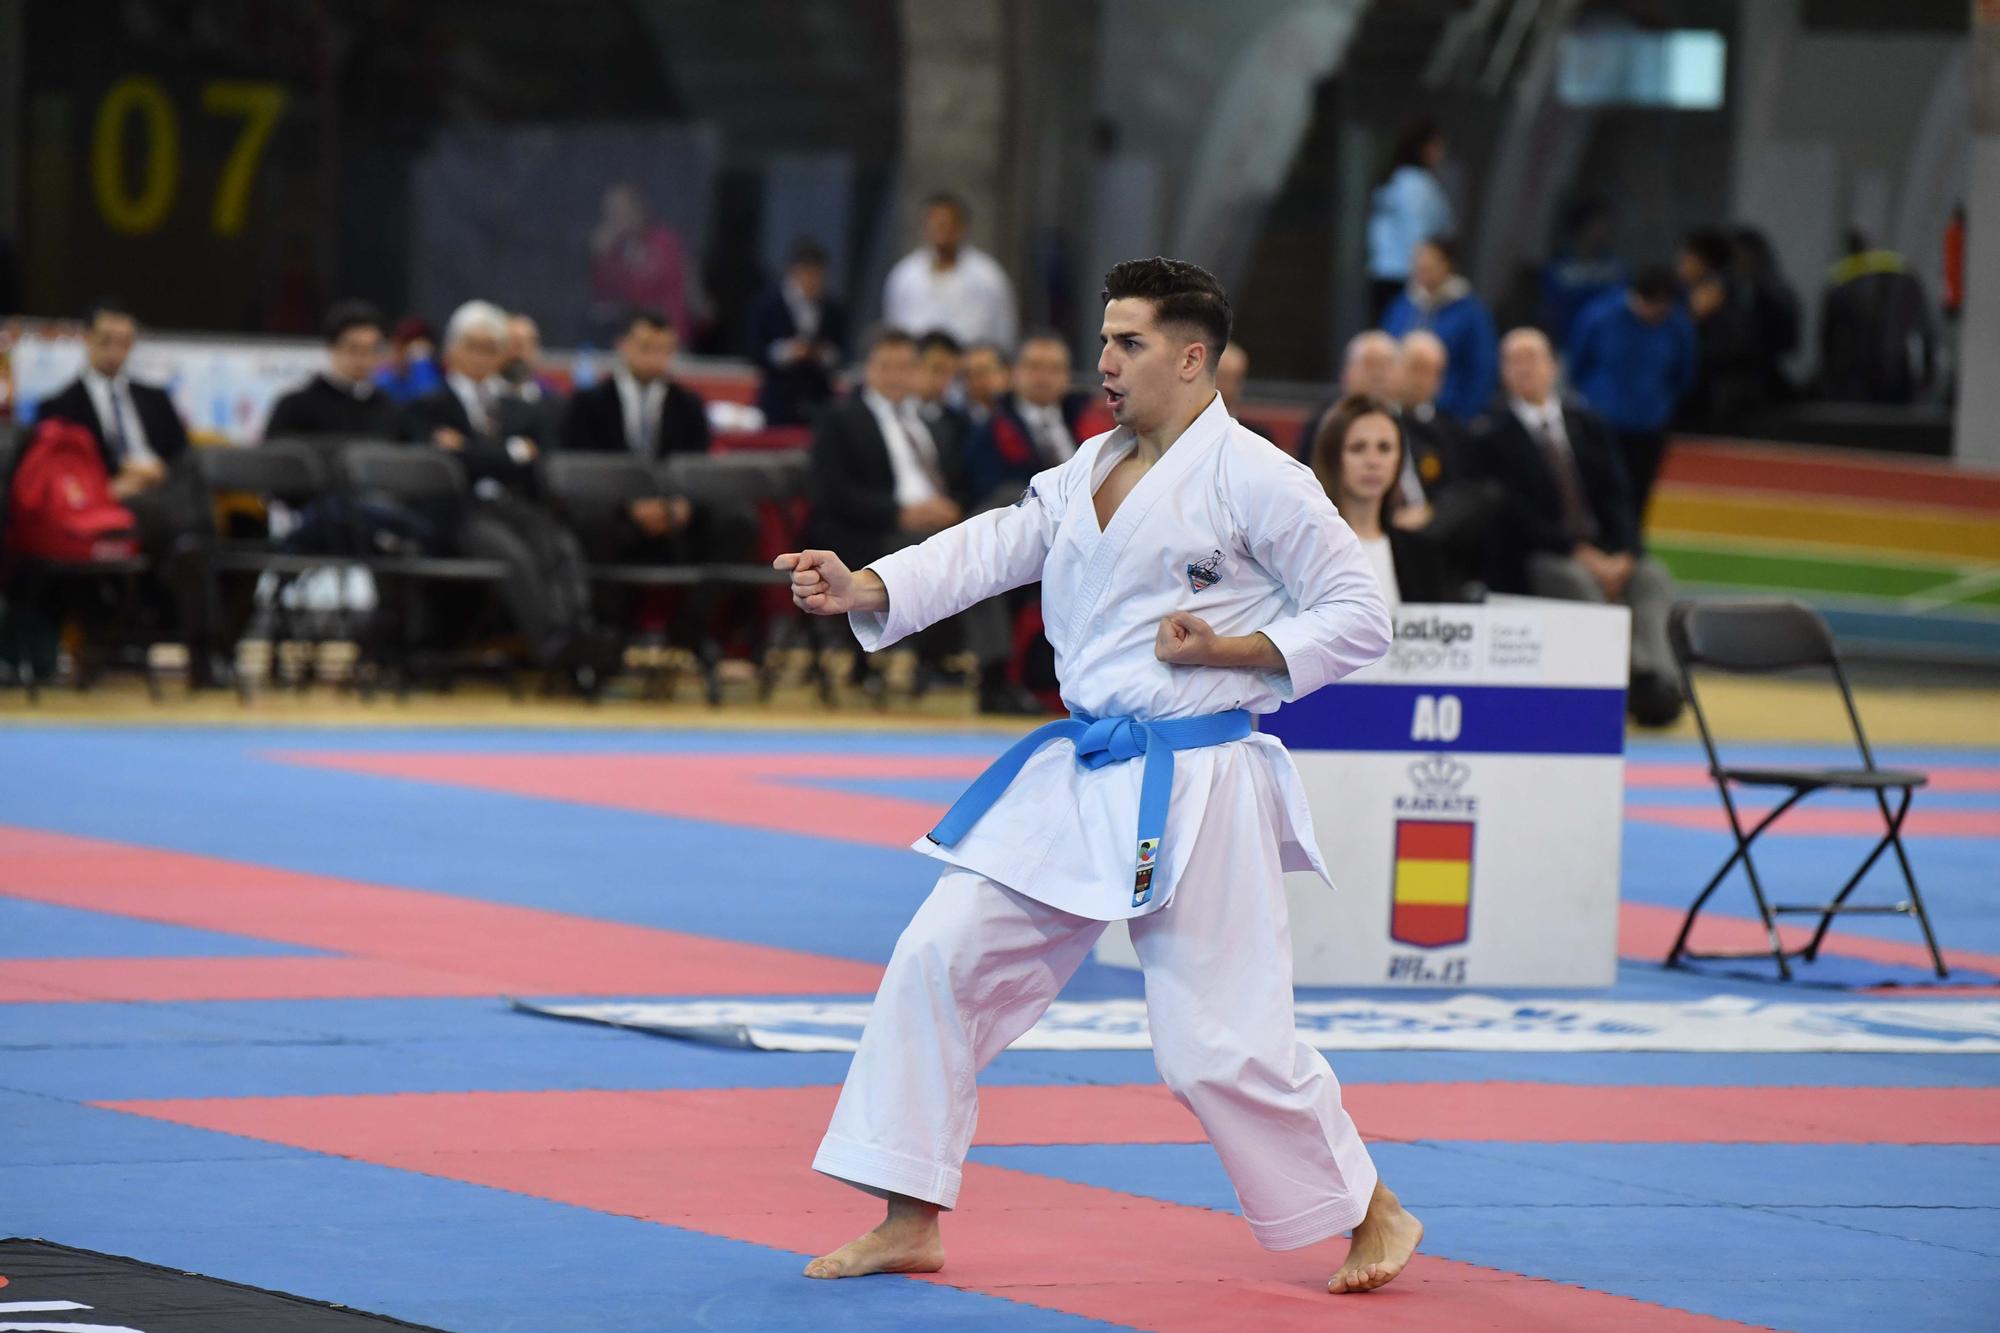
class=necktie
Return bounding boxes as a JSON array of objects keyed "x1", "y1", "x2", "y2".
[
  {"x1": 471, "y1": 384, "x2": 496, "y2": 437},
  {"x1": 1029, "y1": 406, "x2": 1071, "y2": 466},
  {"x1": 105, "y1": 384, "x2": 131, "y2": 465},
  {"x1": 901, "y1": 406, "x2": 949, "y2": 496},
  {"x1": 1532, "y1": 413, "x2": 1596, "y2": 544}
]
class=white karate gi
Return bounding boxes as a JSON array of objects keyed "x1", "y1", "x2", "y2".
[{"x1": 815, "y1": 393, "x2": 1393, "y2": 1250}]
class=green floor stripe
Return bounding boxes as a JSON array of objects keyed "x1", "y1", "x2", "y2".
[{"x1": 1652, "y1": 543, "x2": 1960, "y2": 599}]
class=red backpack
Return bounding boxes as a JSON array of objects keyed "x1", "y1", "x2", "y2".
[{"x1": 4, "y1": 418, "x2": 141, "y2": 563}]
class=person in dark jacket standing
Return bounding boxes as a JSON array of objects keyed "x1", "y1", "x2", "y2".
[
  {"x1": 1381, "y1": 238, "x2": 1497, "y2": 423},
  {"x1": 748, "y1": 241, "x2": 848, "y2": 427},
  {"x1": 1818, "y1": 231, "x2": 1936, "y2": 405},
  {"x1": 1565, "y1": 266, "x2": 1696, "y2": 527}
]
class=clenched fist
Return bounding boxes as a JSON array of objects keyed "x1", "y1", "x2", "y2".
[
  {"x1": 1155, "y1": 610, "x2": 1219, "y2": 665},
  {"x1": 774, "y1": 549, "x2": 887, "y2": 616}
]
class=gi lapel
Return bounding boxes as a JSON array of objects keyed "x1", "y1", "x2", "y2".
[{"x1": 1064, "y1": 395, "x2": 1230, "y2": 646}]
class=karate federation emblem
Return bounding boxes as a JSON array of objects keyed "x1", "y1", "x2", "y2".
[
  {"x1": 1132, "y1": 837, "x2": 1160, "y2": 907},
  {"x1": 1388, "y1": 756, "x2": 1476, "y2": 948},
  {"x1": 1186, "y1": 549, "x2": 1224, "y2": 592},
  {"x1": 1389, "y1": 819, "x2": 1475, "y2": 948}
]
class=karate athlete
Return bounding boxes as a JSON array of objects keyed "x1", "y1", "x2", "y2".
[{"x1": 777, "y1": 258, "x2": 1423, "y2": 1294}]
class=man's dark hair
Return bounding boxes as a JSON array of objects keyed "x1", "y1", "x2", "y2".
[
  {"x1": 787, "y1": 238, "x2": 830, "y2": 270},
  {"x1": 1020, "y1": 328, "x2": 1069, "y2": 353},
  {"x1": 923, "y1": 192, "x2": 968, "y2": 220},
  {"x1": 1100, "y1": 257, "x2": 1233, "y2": 373},
  {"x1": 965, "y1": 339, "x2": 1011, "y2": 367},
  {"x1": 864, "y1": 325, "x2": 917, "y2": 357},
  {"x1": 1389, "y1": 118, "x2": 1442, "y2": 173},
  {"x1": 917, "y1": 330, "x2": 962, "y2": 357},
  {"x1": 322, "y1": 299, "x2": 386, "y2": 345},
  {"x1": 83, "y1": 297, "x2": 136, "y2": 329},
  {"x1": 622, "y1": 306, "x2": 672, "y2": 337},
  {"x1": 1419, "y1": 234, "x2": 1459, "y2": 269},
  {"x1": 1632, "y1": 265, "x2": 1678, "y2": 304},
  {"x1": 1681, "y1": 228, "x2": 1733, "y2": 275}
]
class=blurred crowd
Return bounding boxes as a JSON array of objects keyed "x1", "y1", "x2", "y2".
[{"x1": 0, "y1": 149, "x2": 1955, "y2": 723}]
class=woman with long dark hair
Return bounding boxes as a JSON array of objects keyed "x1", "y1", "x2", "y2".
[{"x1": 1310, "y1": 393, "x2": 1452, "y2": 606}]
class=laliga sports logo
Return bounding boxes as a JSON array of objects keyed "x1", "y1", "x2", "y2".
[
  {"x1": 1395, "y1": 754, "x2": 1478, "y2": 815},
  {"x1": 1389, "y1": 613, "x2": 1476, "y2": 673}
]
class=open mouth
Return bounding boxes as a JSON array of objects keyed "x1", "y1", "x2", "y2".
[{"x1": 1103, "y1": 385, "x2": 1125, "y2": 409}]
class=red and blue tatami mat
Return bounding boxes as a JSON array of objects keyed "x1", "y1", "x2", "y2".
[{"x1": 3, "y1": 726, "x2": 1998, "y2": 1330}]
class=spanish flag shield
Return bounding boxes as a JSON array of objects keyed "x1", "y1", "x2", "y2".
[{"x1": 1390, "y1": 819, "x2": 1475, "y2": 948}]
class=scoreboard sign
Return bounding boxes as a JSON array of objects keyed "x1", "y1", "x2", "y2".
[{"x1": 1096, "y1": 599, "x2": 1628, "y2": 988}]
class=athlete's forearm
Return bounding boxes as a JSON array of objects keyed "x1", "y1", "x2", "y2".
[
  {"x1": 849, "y1": 568, "x2": 890, "y2": 614},
  {"x1": 1205, "y1": 631, "x2": 1286, "y2": 671}
]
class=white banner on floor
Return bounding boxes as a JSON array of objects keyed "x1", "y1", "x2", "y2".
[{"x1": 515, "y1": 995, "x2": 2000, "y2": 1055}]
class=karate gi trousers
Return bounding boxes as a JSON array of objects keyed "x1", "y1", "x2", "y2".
[{"x1": 812, "y1": 744, "x2": 1379, "y2": 1251}]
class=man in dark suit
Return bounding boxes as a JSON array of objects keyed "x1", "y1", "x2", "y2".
[
  {"x1": 36, "y1": 300, "x2": 195, "y2": 550},
  {"x1": 749, "y1": 241, "x2": 848, "y2": 427},
  {"x1": 400, "y1": 299, "x2": 548, "y2": 495},
  {"x1": 263, "y1": 300, "x2": 400, "y2": 440},
  {"x1": 34, "y1": 299, "x2": 212, "y2": 675},
  {"x1": 1477, "y1": 328, "x2": 1681, "y2": 725},
  {"x1": 562, "y1": 307, "x2": 710, "y2": 461}
]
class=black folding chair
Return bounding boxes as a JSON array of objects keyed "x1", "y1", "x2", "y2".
[
  {"x1": 339, "y1": 444, "x2": 511, "y2": 694},
  {"x1": 1665, "y1": 599, "x2": 1945, "y2": 979},
  {"x1": 193, "y1": 440, "x2": 355, "y2": 697}
]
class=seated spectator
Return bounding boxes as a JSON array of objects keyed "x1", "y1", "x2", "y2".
[
  {"x1": 808, "y1": 328, "x2": 964, "y2": 689},
  {"x1": 562, "y1": 308, "x2": 710, "y2": 460},
  {"x1": 963, "y1": 332, "x2": 1084, "y2": 509},
  {"x1": 500, "y1": 312, "x2": 566, "y2": 445},
  {"x1": 1310, "y1": 394, "x2": 1452, "y2": 607},
  {"x1": 33, "y1": 298, "x2": 209, "y2": 673},
  {"x1": 1540, "y1": 199, "x2": 1627, "y2": 346},
  {"x1": 264, "y1": 301, "x2": 399, "y2": 440},
  {"x1": 882, "y1": 193, "x2": 1018, "y2": 349},
  {"x1": 1675, "y1": 227, "x2": 1765, "y2": 430},
  {"x1": 402, "y1": 301, "x2": 545, "y2": 495},
  {"x1": 1819, "y1": 229, "x2": 1936, "y2": 405},
  {"x1": 1566, "y1": 265, "x2": 1696, "y2": 527},
  {"x1": 960, "y1": 341, "x2": 1010, "y2": 426},
  {"x1": 811, "y1": 328, "x2": 962, "y2": 568},
  {"x1": 1382, "y1": 237, "x2": 1497, "y2": 422},
  {"x1": 749, "y1": 240, "x2": 847, "y2": 427},
  {"x1": 374, "y1": 315, "x2": 442, "y2": 403},
  {"x1": 394, "y1": 301, "x2": 601, "y2": 670},
  {"x1": 1389, "y1": 330, "x2": 1465, "y2": 520},
  {"x1": 914, "y1": 331, "x2": 973, "y2": 472},
  {"x1": 1293, "y1": 329, "x2": 1400, "y2": 458},
  {"x1": 1478, "y1": 329, "x2": 1681, "y2": 725}
]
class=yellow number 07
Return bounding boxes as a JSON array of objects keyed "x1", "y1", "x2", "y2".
[{"x1": 91, "y1": 76, "x2": 288, "y2": 238}]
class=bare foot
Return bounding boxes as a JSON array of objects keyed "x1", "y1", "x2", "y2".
[
  {"x1": 1327, "y1": 1180, "x2": 1423, "y2": 1294},
  {"x1": 803, "y1": 1213, "x2": 944, "y2": 1280}
]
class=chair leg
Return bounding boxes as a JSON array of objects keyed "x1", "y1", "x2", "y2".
[
  {"x1": 1879, "y1": 788, "x2": 1948, "y2": 979},
  {"x1": 1800, "y1": 824, "x2": 1903, "y2": 963},
  {"x1": 1736, "y1": 840, "x2": 1792, "y2": 981},
  {"x1": 1665, "y1": 846, "x2": 1746, "y2": 968},
  {"x1": 1668, "y1": 785, "x2": 1806, "y2": 979}
]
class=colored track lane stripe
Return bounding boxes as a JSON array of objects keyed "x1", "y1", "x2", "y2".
[
  {"x1": 0, "y1": 824, "x2": 882, "y2": 1002},
  {"x1": 275, "y1": 751, "x2": 991, "y2": 850},
  {"x1": 1660, "y1": 440, "x2": 2000, "y2": 511},
  {"x1": 1649, "y1": 489, "x2": 2000, "y2": 563},
  {"x1": 1627, "y1": 804, "x2": 2000, "y2": 837},
  {"x1": 1617, "y1": 901, "x2": 2000, "y2": 977},
  {"x1": 100, "y1": 1087, "x2": 1764, "y2": 1331}
]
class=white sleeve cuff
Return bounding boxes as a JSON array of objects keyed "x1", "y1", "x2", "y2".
[
  {"x1": 847, "y1": 550, "x2": 920, "y2": 652},
  {"x1": 1257, "y1": 617, "x2": 1328, "y2": 703}
]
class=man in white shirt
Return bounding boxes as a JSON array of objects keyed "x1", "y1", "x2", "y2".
[{"x1": 881, "y1": 194, "x2": 1018, "y2": 351}]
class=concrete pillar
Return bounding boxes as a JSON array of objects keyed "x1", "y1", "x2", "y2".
[
  {"x1": 1958, "y1": 0, "x2": 2000, "y2": 463},
  {"x1": 897, "y1": 1, "x2": 1018, "y2": 284}
]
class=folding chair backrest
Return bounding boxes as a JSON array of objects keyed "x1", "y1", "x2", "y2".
[
  {"x1": 1669, "y1": 598, "x2": 1878, "y2": 770},
  {"x1": 542, "y1": 453, "x2": 660, "y2": 508},
  {"x1": 196, "y1": 441, "x2": 327, "y2": 506},
  {"x1": 341, "y1": 443, "x2": 469, "y2": 503},
  {"x1": 756, "y1": 449, "x2": 812, "y2": 502},
  {"x1": 661, "y1": 453, "x2": 775, "y2": 508},
  {"x1": 1669, "y1": 599, "x2": 1837, "y2": 673}
]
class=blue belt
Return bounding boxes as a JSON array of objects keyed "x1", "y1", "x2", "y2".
[{"x1": 927, "y1": 709, "x2": 1253, "y2": 908}]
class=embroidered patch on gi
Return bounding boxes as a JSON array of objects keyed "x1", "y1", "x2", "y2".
[
  {"x1": 1186, "y1": 549, "x2": 1223, "y2": 592},
  {"x1": 1133, "y1": 838, "x2": 1160, "y2": 907}
]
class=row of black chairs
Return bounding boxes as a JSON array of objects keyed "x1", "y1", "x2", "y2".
[{"x1": 193, "y1": 439, "x2": 803, "y2": 700}]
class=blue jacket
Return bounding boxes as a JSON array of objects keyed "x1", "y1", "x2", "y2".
[
  {"x1": 1565, "y1": 290, "x2": 1696, "y2": 433},
  {"x1": 1381, "y1": 287, "x2": 1497, "y2": 422}
]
